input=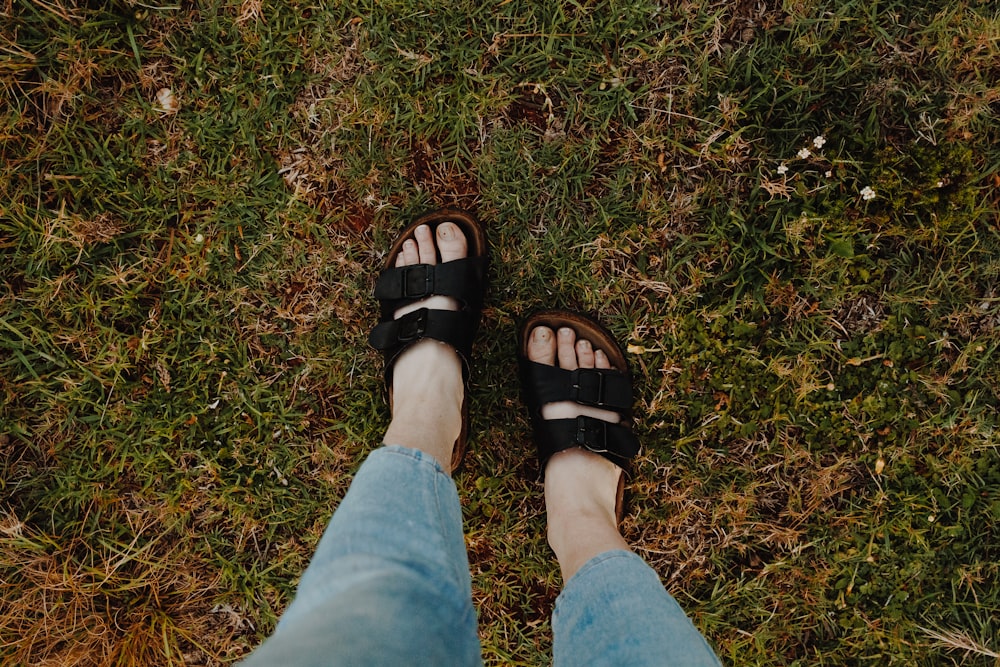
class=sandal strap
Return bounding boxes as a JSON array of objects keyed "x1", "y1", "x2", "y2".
[
  {"x1": 368, "y1": 307, "x2": 477, "y2": 368},
  {"x1": 374, "y1": 258, "x2": 486, "y2": 313},
  {"x1": 533, "y1": 415, "x2": 641, "y2": 471},
  {"x1": 521, "y1": 360, "x2": 633, "y2": 413}
]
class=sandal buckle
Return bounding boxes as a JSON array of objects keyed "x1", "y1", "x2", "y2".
[
  {"x1": 403, "y1": 264, "x2": 434, "y2": 299},
  {"x1": 571, "y1": 369, "x2": 606, "y2": 406},
  {"x1": 397, "y1": 308, "x2": 428, "y2": 342},
  {"x1": 575, "y1": 415, "x2": 608, "y2": 453}
]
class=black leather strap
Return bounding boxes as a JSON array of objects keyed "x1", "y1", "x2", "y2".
[
  {"x1": 518, "y1": 342, "x2": 640, "y2": 475},
  {"x1": 521, "y1": 361, "x2": 633, "y2": 413},
  {"x1": 368, "y1": 308, "x2": 476, "y2": 369},
  {"x1": 533, "y1": 415, "x2": 641, "y2": 471},
  {"x1": 374, "y1": 257, "x2": 486, "y2": 314}
]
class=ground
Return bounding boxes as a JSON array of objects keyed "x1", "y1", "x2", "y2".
[{"x1": 1, "y1": 0, "x2": 999, "y2": 664}]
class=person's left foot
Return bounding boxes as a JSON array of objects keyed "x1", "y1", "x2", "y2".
[
  {"x1": 382, "y1": 223, "x2": 467, "y2": 471},
  {"x1": 526, "y1": 325, "x2": 623, "y2": 515},
  {"x1": 526, "y1": 324, "x2": 630, "y2": 578}
]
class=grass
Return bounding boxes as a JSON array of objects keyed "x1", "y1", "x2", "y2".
[{"x1": 2, "y1": 0, "x2": 999, "y2": 664}]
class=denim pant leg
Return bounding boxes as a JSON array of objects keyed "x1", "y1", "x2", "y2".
[
  {"x1": 243, "y1": 446, "x2": 482, "y2": 667},
  {"x1": 552, "y1": 550, "x2": 721, "y2": 667}
]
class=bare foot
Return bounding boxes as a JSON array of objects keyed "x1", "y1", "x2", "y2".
[
  {"x1": 526, "y1": 325, "x2": 631, "y2": 580},
  {"x1": 382, "y1": 223, "x2": 467, "y2": 472}
]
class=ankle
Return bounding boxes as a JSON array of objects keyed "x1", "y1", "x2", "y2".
[
  {"x1": 546, "y1": 512, "x2": 629, "y2": 581},
  {"x1": 385, "y1": 393, "x2": 461, "y2": 443},
  {"x1": 543, "y1": 449, "x2": 629, "y2": 580}
]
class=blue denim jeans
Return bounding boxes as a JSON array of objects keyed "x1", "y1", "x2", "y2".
[{"x1": 243, "y1": 446, "x2": 720, "y2": 666}]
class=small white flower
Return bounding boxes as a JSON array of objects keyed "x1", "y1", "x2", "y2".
[
  {"x1": 797, "y1": 147, "x2": 811, "y2": 159},
  {"x1": 194, "y1": 233, "x2": 205, "y2": 243},
  {"x1": 860, "y1": 186, "x2": 876, "y2": 201},
  {"x1": 825, "y1": 170, "x2": 833, "y2": 178},
  {"x1": 936, "y1": 180, "x2": 944, "y2": 187},
  {"x1": 813, "y1": 135, "x2": 826, "y2": 149},
  {"x1": 777, "y1": 163, "x2": 788, "y2": 175}
]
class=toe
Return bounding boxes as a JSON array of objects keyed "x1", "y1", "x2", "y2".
[
  {"x1": 527, "y1": 326, "x2": 557, "y2": 365},
  {"x1": 414, "y1": 224, "x2": 437, "y2": 265},
  {"x1": 576, "y1": 338, "x2": 595, "y2": 368},
  {"x1": 437, "y1": 222, "x2": 468, "y2": 263},
  {"x1": 557, "y1": 327, "x2": 579, "y2": 370},
  {"x1": 594, "y1": 349, "x2": 612, "y2": 369},
  {"x1": 401, "y1": 239, "x2": 419, "y2": 266}
]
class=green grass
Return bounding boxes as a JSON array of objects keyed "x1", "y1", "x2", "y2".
[{"x1": 2, "y1": 0, "x2": 999, "y2": 664}]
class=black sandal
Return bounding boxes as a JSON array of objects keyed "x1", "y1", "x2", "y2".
[
  {"x1": 517, "y1": 310, "x2": 641, "y2": 516},
  {"x1": 368, "y1": 208, "x2": 489, "y2": 470}
]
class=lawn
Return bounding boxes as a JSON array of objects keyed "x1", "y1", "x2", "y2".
[{"x1": 2, "y1": 0, "x2": 999, "y2": 664}]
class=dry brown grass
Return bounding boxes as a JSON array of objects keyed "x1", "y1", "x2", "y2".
[{"x1": 0, "y1": 510, "x2": 246, "y2": 666}]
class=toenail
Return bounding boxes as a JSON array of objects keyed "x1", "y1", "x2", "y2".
[
  {"x1": 438, "y1": 224, "x2": 453, "y2": 239},
  {"x1": 534, "y1": 328, "x2": 550, "y2": 340},
  {"x1": 579, "y1": 339, "x2": 591, "y2": 349},
  {"x1": 559, "y1": 327, "x2": 573, "y2": 337}
]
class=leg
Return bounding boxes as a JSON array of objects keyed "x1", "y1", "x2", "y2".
[
  {"x1": 244, "y1": 223, "x2": 482, "y2": 666},
  {"x1": 527, "y1": 325, "x2": 721, "y2": 667},
  {"x1": 552, "y1": 550, "x2": 721, "y2": 667}
]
